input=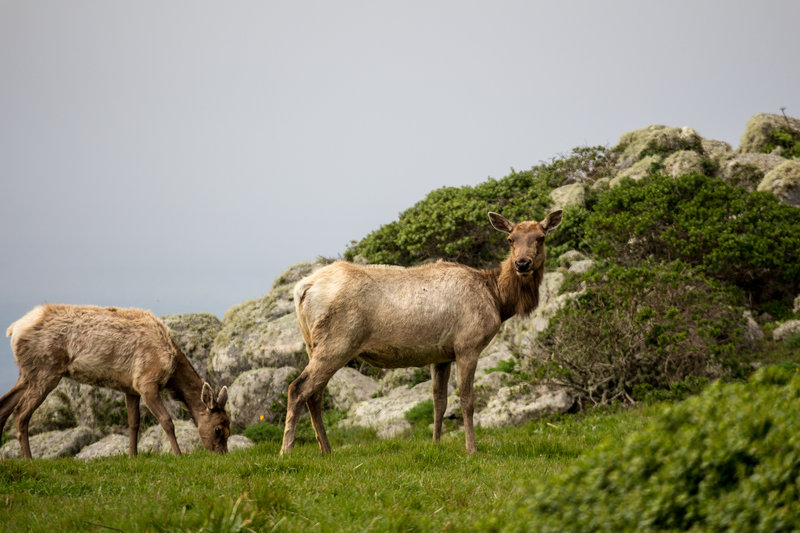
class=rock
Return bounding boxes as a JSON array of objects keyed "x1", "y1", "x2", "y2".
[
  {"x1": 743, "y1": 311, "x2": 764, "y2": 347},
  {"x1": 772, "y1": 320, "x2": 800, "y2": 343},
  {"x1": 75, "y1": 434, "x2": 129, "y2": 460},
  {"x1": 326, "y1": 367, "x2": 380, "y2": 411},
  {"x1": 610, "y1": 155, "x2": 661, "y2": 185},
  {"x1": 701, "y1": 138, "x2": 733, "y2": 163},
  {"x1": 738, "y1": 113, "x2": 800, "y2": 154},
  {"x1": 378, "y1": 367, "x2": 431, "y2": 395},
  {"x1": 474, "y1": 384, "x2": 573, "y2": 429},
  {"x1": 757, "y1": 160, "x2": 800, "y2": 207},
  {"x1": 210, "y1": 260, "x2": 330, "y2": 386},
  {"x1": 614, "y1": 125, "x2": 703, "y2": 170},
  {"x1": 228, "y1": 435, "x2": 255, "y2": 451},
  {"x1": 161, "y1": 312, "x2": 222, "y2": 387},
  {"x1": 138, "y1": 420, "x2": 203, "y2": 454},
  {"x1": 558, "y1": 250, "x2": 587, "y2": 268},
  {"x1": 568, "y1": 259, "x2": 594, "y2": 275},
  {"x1": 12, "y1": 386, "x2": 78, "y2": 436},
  {"x1": 339, "y1": 381, "x2": 433, "y2": 439},
  {"x1": 212, "y1": 312, "x2": 307, "y2": 387},
  {"x1": 550, "y1": 183, "x2": 585, "y2": 209},
  {"x1": 662, "y1": 150, "x2": 708, "y2": 178},
  {"x1": 794, "y1": 294, "x2": 800, "y2": 316},
  {"x1": 227, "y1": 366, "x2": 298, "y2": 430},
  {"x1": 719, "y1": 153, "x2": 785, "y2": 190},
  {"x1": 0, "y1": 426, "x2": 96, "y2": 459}
]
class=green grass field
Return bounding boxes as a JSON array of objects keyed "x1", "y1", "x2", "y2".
[{"x1": 0, "y1": 406, "x2": 652, "y2": 532}]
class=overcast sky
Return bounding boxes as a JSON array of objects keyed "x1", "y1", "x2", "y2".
[{"x1": 1, "y1": 1, "x2": 798, "y2": 394}]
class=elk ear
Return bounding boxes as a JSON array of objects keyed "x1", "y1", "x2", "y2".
[
  {"x1": 541, "y1": 210, "x2": 563, "y2": 233},
  {"x1": 201, "y1": 382, "x2": 215, "y2": 410},
  {"x1": 216, "y1": 386, "x2": 228, "y2": 409},
  {"x1": 488, "y1": 212, "x2": 514, "y2": 233}
]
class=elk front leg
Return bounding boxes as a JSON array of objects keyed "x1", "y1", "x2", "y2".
[
  {"x1": 456, "y1": 355, "x2": 479, "y2": 454},
  {"x1": 139, "y1": 384, "x2": 181, "y2": 456}
]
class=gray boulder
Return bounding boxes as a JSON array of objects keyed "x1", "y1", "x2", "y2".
[
  {"x1": 614, "y1": 125, "x2": 704, "y2": 170},
  {"x1": 340, "y1": 381, "x2": 433, "y2": 439},
  {"x1": 550, "y1": 183, "x2": 585, "y2": 209},
  {"x1": 138, "y1": 420, "x2": 202, "y2": 454},
  {"x1": 719, "y1": 153, "x2": 785, "y2": 190},
  {"x1": 758, "y1": 160, "x2": 800, "y2": 207},
  {"x1": 75, "y1": 434, "x2": 129, "y2": 460},
  {"x1": 228, "y1": 435, "x2": 255, "y2": 452},
  {"x1": 227, "y1": 366, "x2": 297, "y2": 430},
  {"x1": 773, "y1": 320, "x2": 800, "y2": 343},
  {"x1": 161, "y1": 312, "x2": 222, "y2": 387},
  {"x1": 0, "y1": 427, "x2": 96, "y2": 459},
  {"x1": 662, "y1": 150, "x2": 708, "y2": 178},
  {"x1": 474, "y1": 384, "x2": 573, "y2": 429},
  {"x1": 326, "y1": 367, "x2": 380, "y2": 411},
  {"x1": 738, "y1": 113, "x2": 800, "y2": 154}
]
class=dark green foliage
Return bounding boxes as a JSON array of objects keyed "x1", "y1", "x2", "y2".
[
  {"x1": 532, "y1": 261, "x2": 747, "y2": 406},
  {"x1": 404, "y1": 399, "x2": 434, "y2": 428},
  {"x1": 345, "y1": 147, "x2": 612, "y2": 267},
  {"x1": 502, "y1": 366, "x2": 800, "y2": 532},
  {"x1": 586, "y1": 173, "x2": 800, "y2": 304},
  {"x1": 761, "y1": 127, "x2": 800, "y2": 158}
]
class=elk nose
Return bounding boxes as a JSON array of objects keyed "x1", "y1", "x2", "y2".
[{"x1": 515, "y1": 258, "x2": 532, "y2": 272}]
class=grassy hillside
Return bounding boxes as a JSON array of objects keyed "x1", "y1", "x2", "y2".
[{"x1": 0, "y1": 405, "x2": 648, "y2": 532}]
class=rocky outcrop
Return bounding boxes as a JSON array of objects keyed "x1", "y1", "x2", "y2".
[
  {"x1": 138, "y1": 420, "x2": 203, "y2": 455},
  {"x1": 327, "y1": 367, "x2": 380, "y2": 411},
  {"x1": 75, "y1": 434, "x2": 129, "y2": 460},
  {"x1": 738, "y1": 113, "x2": 800, "y2": 155},
  {"x1": 161, "y1": 312, "x2": 222, "y2": 387},
  {"x1": 550, "y1": 183, "x2": 585, "y2": 209},
  {"x1": 719, "y1": 153, "x2": 785, "y2": 190},
  {"x1": 0, "y1": 427, "x2": 96, "y2": 459},
  {"x1": 474, "y1": 384, "x2": 573, "y2": 428},
  {"x1": 227, "y1": 366, "x2": 298, "y2": 430},
  {"x1": 339, "y1": 381, "x2": 434, "y2": 439},
  {"x1": 758, "y1": 160, "x2": 800, "y2": 207},
  {"x1": 772, "y1": 320, "x2": 800, "y2": 343}
]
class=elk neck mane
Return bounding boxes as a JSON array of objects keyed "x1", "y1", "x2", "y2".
[{"x1": 482, "y1": 257, "x2": 543, "y2": 322}]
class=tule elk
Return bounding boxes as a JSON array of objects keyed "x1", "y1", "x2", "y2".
[
  {"x1": 1, "y1": 304, "x2": 230, "y2": 459},
  {"x1": 281, "y1": 210, "x2": 562, "y2": 455}
]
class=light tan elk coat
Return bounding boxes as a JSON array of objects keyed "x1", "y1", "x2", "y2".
[
  {"x1": 1, "y1": 304, "x2": 229, "y2": 459},
  {"x1": 281, "y1": 210, "x2": 562, "y2": 454}
]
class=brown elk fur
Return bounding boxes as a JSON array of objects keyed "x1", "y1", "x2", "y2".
[
  {"x1": 1, "y1": 304, "x2": 230, "y2": 459},
  {"x1": 281, "y1": 210, "x2": 562, "y2": 455}
]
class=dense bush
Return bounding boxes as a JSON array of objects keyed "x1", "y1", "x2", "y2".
[
  {"x1": 344, "y1": 147, "x2": 611, "y2": 267},
  {"x1": 499, "y1": 366, "x2": 800, "y2": 532},
  {"x1": 530, "y1": 261, "x2": 748, "y2": 406},
  {"x1": 586, "y1": 173, "x2": 800, "y2": 304}
]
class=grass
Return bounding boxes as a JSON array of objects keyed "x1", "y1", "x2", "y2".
[{"x1": 0, "y1": 405, "x2": 652, "y2": 532}]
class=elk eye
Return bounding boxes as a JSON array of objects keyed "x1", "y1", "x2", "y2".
[
  {"x1": 215, "y1": 427, "x2": 222, "y2": 436},
  {"x1": 507, "y1": 236, "x2": 514, "y2": 244},
  {"x1": 537, "y1": 236, "x2": 545, "y2": 244}
]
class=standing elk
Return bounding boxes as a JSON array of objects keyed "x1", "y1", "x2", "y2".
[
  {"x1": 1, "y1": 304, "x2": 229, "y2": 459},
  {"x1": 280, "y1": 210, "x2": 562, "y2": 455}
]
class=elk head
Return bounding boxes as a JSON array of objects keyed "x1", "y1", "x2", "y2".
[
  {"x1": 489, "y1": 210, "x2": 562, "y2": 276},
  {"x1": 197, "y1": 383, "x2": 230, "y2": 453}
]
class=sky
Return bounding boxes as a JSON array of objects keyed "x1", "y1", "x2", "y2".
[{"x1": 1, "y1": 1, "x2": 799, "y2": 394}]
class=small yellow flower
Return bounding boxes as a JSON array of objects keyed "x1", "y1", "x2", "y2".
[{"x1": 260, "y1": 415, "x2": 265, "y2": 422}]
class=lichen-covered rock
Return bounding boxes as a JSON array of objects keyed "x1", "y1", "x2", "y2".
[
  {"x1": 719, "y1": 153, "x2": 786, "y2": 190},
  {"x1": 13, "y1": 386, "x2": 78, "y2": 436},
  {"x1": 326, "y1": 367, "x2": 380, "y2": 411},
  {"x1": 772, "y1": 320, "x2": 800, "y2": 343},
  {"x1": 228, "y1": 435, "x2": 255, "y2": 451},
  {"x1": 137, "y1": 420, "x2": 202, "y2": 454},
  {"x1": 75, "y1": 434, "x2": 129, "y2": 460},
  {"x1": 339, "y1": 381, "x2": 432, "y2": 439},
  {"x1": 558, "y1": 250, "x2": 587, "y2": 268},
  {"x1": 610, "y1": 155, "x2": 661, "y2": 186},
  {"x1": 474, "y1": 384, "x2": 573, "y2": 429},
  {"x1": 227, "y1": 366, "x2": 297, "y2": 430},
  {"x1": 614, "y1": 125, "x2": 703, "y2": 170},
  {"x1": 210, "y1": 260, "x2": 330, "y2": 386},
  {"x1": 0, "y1": 426, "x2": 96, "y2": 459},
  {"x1": 161, "y1": 312, "x2": 222, "y2": 386},
  {"x1": 662, "y1": 150, "x2": 708, "y2": 178},
  {"x1": 757, "y1": 160, "x2": 800, "y2": 207},
  {"x1": 738, "y1": 113, "x2": 800, "y2": 154},
  {"x1": 377, "y1": 367, "x2": 431, "y2": 395},
  {"x1": 550, "y1": 183, "x2": 585, "y2": 209},
  {"x1": 701, "y1": 138, "x2": 732, "y2": 163},
  {"x1": 568, "y1": 259, "x2": 594, "y2": 274}
]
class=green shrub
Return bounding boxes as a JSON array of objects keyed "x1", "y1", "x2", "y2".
[
  {"x1": 344, "y1": 147, "x2": 611, "y2": 267},
  {"x1": 500, "y1": 366, "x2": 800, "y2": 532},
  {"x1": 530, "y1": 261, "x2": 748, "y2": 406},
  {"x1": 761, "y1": 127, "x2": 800, "y2": 158},
  {"x1": 586, "y1": 173, "x2": 800, "y2": 304}
]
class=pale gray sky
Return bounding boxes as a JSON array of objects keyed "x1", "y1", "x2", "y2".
[{"x1": 1, "y1": 1, "x2": 798, "y2": 393}]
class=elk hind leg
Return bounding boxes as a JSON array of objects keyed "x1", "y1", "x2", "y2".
[
  {"x1": 432, "y1": 362, "x2": 452, "y2": 442},
  {"x1": 125, "y1": 393, "x2": 141, "y2": 457},
  {"x1": 13, "y1": 375, "x2": 61, "y2": 459},
  {"x1": 307, "y1": 387, "x2": 331, "y2": 454},
  {"x1": 0, "y1": 378, "x2": 27, "y2": 436}
]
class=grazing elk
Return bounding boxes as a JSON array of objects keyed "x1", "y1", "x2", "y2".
[
  {"x1": 1, "y1": 304, "x2": 230, "y2": 459},
  {"x1": 281, "y1": 210, "x2": 562, "y2": 455}
]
